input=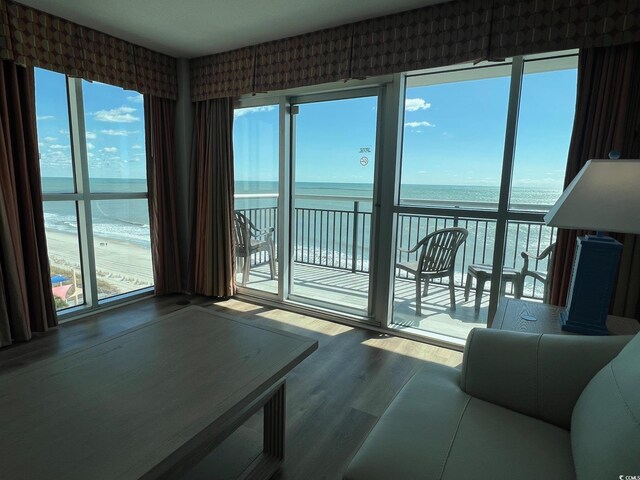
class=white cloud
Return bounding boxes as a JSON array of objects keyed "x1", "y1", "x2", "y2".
[
  {"x1": 43, "y1": 136, "x2": 57, "y2": 142},
  {"x1": 405, "y1": 98, "x2": 431, "y2": 112},
  {"x1": 37, "y1": 115, "x2": 55, "y2": 121},
  {"x1": 59, "y1": 129, "x2": 69, "y2": 135},
  {"x1": 234, "y1": 105, "x2": 277, "y2": 117},
  {"x1": 102, "y1": 147, "x2": 118, "y2": 153},
  {"x1": 49, "y1": 144, "x2": 69, "y2": 150},
  {"x1": 127, "y1": 94, "x2": 144, "y2": 104},
  {"x1": 132, "y1": 144, "x2": 142, "y2": 149},
  {"x1": 100, "y1": 129, "x2": 139, "y2": 136},
  {"x1": 93, "y1": 106, "x2": 139, "y2": 123},
  {"x1": 86, "y1": 131, "x2": 97, "y2": 139},
  {"x1": 405, "y1": 121, "x2": 435, "y2": 128},
  {"x1": 39, "y1": 150, "x2": 72, "y2": 169},
  {"x1": 86, "y1": 142, "x2": 95, "y2": 150}
]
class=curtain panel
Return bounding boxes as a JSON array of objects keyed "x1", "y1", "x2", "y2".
[
  {"x1": 0, "y1": 0, "x2": 177, "y2": 100},
  {"x1": 188, "y1": 98, "x2": 236, "y2": 298},
  {"x1": 144, "y1": 96, "x2": 182, "y2": 295},
  {"x1": 191, "y1": 0, "x2": 640, "y2": 101},
  {"x1": 550, "y1": 42, "x2": 640, "y2": 320},
  {"x1": 0, "y1": 60, "x2": 56, "y2": 347}
]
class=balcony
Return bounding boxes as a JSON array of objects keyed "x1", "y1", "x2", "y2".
[{"x1": 235, "y1": 194, "x2": 556, "y2": 340}]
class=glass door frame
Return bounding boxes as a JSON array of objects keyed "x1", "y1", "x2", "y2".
[
  {"x1": 233, "y1": 95, "x2": 287, "y2": 302},
  {"x1": 234, "y1": 84, "x2": 388, "y2": 326},
  {"x1": 286, "y1": 88, "x2": 383, "y2": 319}
]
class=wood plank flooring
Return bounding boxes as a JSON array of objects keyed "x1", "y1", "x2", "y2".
[{"x1": 0, "y1": 294, "x2": 462, "y2": 480}]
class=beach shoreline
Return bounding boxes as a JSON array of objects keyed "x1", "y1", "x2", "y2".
[{"x1": 45, "y1": 229, "x2": 154, "y2": 298}]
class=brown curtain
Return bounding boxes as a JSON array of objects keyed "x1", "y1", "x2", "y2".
[
  {"x1": 550, "y1": 42, "x2": 640, "y2": 320},
  {"x1": 0, "y1": 60, "x2": 57, "y2": 347},
  {"x1": 144, "y1": 95, "x2": 181, "y2": 294},
  {"x1": 188, "y1": 98, "x2": 236, "y2": 297}
]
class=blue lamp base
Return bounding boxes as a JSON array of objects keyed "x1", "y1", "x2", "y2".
[{"x1": 561, "y1": 234, "x2": 622, "y2": 335}]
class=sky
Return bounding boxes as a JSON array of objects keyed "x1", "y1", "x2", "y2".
[
  {"x1": 35, "y1": 62, "x2": 578, "y2": 194},
  {"x1": 233, "y1": 64, "x2": 578, "y2": 193},
  {"x1": 35, "y1": 68, "x2": 147, "y2": 183}
]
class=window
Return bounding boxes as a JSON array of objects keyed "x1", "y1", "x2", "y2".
[
  {"x1": 35, "y1": 69, "x2": 153, "y2": 312},
  {"x1": 510, "y1": 57, "x2": 578, "y2": 211},
  {"x1": 400, "y1": 65, "x2": 511, "y2": 208},
  {"x1": 391, "y1": 55, "x2": 578, "y2": 339}
]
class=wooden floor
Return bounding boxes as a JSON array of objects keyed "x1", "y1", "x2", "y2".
[{"x1": 0, "y1": 294, "x2": 462, "y2": 480}]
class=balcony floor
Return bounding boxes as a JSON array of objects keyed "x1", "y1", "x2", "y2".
[{"x1": 237, "y1": 262, "x2": 501, "y2": 341}]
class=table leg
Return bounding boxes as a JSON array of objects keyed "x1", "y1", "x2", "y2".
[
  {"x1": 239, "y1": 382, "x2": 286, "y2": 480},
  {"x1": 263, "y1": 382, "x2": 285, "y2": 460},
  {"x1": 464, "y1": 272, "x2": 473, "y2": 301},
  {"x1": 475, "y1": 275, "x2": 486, "y2": 313}
]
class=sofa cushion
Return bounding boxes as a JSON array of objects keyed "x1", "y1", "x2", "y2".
[
  {"x1": 345, "y1": 362, "x2": 575, "y2": 480},
  {"x1": 571, "y1": 332, "x2": 640, "y2": 480}
]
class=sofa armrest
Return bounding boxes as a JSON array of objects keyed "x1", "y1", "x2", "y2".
[{"x1": 460, "y1": 328, "x2": 632, "y2": 429}]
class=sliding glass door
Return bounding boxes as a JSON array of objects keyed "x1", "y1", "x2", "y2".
[
  {"x1": 289, "y1": 93, "x2": 379, "y2": 315},
  {"x1": 232, "y1": 51, "x2": 577, "y2": 344}
]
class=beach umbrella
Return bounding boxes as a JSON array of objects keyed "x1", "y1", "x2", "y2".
[{"x1": 51, "y1": 274, "x2": 69, "y2": 284}]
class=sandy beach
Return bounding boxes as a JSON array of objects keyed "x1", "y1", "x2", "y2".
[{"x1": 45, "y1": 229, "x2": 154, "y2": 298}]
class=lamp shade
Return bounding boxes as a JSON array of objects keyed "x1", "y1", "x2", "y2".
[{"x1": 544, "y1": 159, "x2": 640, "y2": 234}]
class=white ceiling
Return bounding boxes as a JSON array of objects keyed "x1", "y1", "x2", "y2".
[{"x1": 18, "y1": 0, "x2": 448, "y2": 58}]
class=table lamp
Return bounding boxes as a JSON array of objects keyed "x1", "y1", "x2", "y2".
[{"x1": 544, "y1": 159, "x2": 640, "y2": 335}]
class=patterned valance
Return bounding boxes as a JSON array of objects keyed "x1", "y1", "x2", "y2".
[
  {"x1": 191, "y1": 0, "x2": 640, "y2": 101},
  {"x1": 0, "y1": 0, "x2": 177, "y2": 99},
  {"x1": 190, "y1": 47, "x2": 254, "y2": 102}
]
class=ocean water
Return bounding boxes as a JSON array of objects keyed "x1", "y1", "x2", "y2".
[
  {"x1": 42, "y1": 177, "x2": 558, "y2": 291},
  {"x1": 235, "y1": 180, "x2": 558, "y2": 297},
  {"x1": 42, "y1": 177, "x2": 151, "y2": 248},
  {"x1": 235, "y1": 181, "x2": 561, "y2": 210}
]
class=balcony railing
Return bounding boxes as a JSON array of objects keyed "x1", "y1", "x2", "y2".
[{"x1": 235, "y1": 194, "x2": 556, "y2": 300}]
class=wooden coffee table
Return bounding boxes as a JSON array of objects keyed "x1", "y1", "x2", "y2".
[{"x1": 0, "y1": 306, "x2": 317, "y2": 479}]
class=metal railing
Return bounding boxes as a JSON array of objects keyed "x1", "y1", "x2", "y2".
[{"x1": 235, "y1": 194, "x2": 556, "y2": 300}]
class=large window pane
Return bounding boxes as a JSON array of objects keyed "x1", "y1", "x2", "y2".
[
  {"x1": 82, "y1": 80, "x2": 147, "y2": 193},
  {"x1": 35, "y1": 68, "x2": 75, "y2": 193},
  {"x1": 43, "y1": 201, "x2": 84, "y2": 310},
  {"x1": 233, "y1": 105, "x2": 279, "y2": 294},
  {"x1": 510, "y1": 58, "x2": 578, "y2": 211},
  {"x1": 400, "y1": 66, "x2": 511, "y2": 208},
  {"x1": 92, "y1": 199, "x2": 153, "y2": 300}
]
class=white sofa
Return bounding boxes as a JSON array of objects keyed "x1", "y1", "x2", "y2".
[{"x1": 344, "y1": 329, "x2": 640, "y2": 480}]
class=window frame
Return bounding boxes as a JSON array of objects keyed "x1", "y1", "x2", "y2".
[
  {"x1": 391, "y1": 53, "x2": 578, "y2": 326},
  {"x1": 40, "y1": 75, "x2": 153, "y2": 320}
]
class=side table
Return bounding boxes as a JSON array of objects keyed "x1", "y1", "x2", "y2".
[
  {"x1": 491, "y1": 298, "x2": 640, "y2": 335},
  {"x1": 465, "y1": 264, "x2": 522, "y2": 313}
]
